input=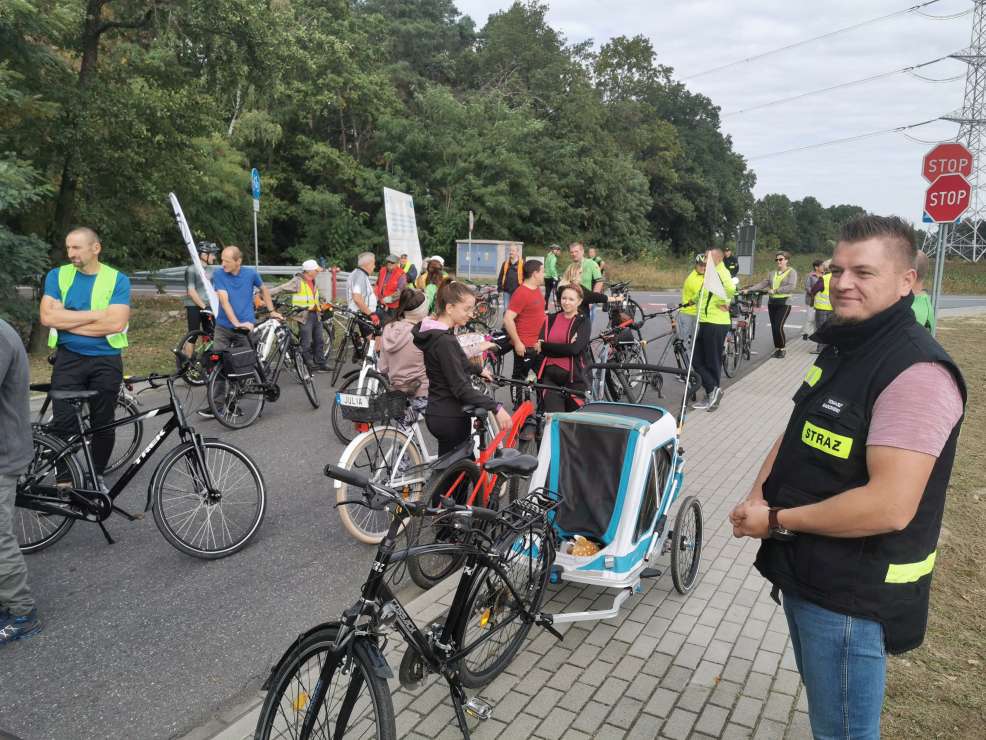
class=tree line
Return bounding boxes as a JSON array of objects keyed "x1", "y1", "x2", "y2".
[{"x1": 2, "y1": 0, "x2": 867, "y2": 332}]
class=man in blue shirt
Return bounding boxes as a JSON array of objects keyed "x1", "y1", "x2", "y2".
[
  {"x1": 40, "y1": 227, "x2": 131, "y2": 481},
  {"x1": 203, "y1": 246, "x2": 279, "y2": 417}
]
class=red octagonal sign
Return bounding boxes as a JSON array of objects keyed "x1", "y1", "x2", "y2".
[
  {"x1": 922, "y1": 143, "x2": 973, "y2": 182},
  {"x1": 924, "y1": 173, "x2": 971, "y2": 223}
]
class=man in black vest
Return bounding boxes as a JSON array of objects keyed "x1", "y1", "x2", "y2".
[{"x1": 729, "y1": 215, "x2": 965, "y2": 739}]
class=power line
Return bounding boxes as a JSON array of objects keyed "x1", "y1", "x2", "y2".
[
  {"x1": 747, "y1": 117, "x2": 943, "y2": 161},
  {"x1": 682, "y1": 0, "x2": 946, "y2": 81},
  {"x1": 722, "y1": 55, "x2": 955, "y2": 117}
]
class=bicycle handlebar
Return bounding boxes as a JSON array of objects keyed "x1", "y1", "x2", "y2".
[{"x1": 490, "y1": 374, "x2": 587, "y2": 398}]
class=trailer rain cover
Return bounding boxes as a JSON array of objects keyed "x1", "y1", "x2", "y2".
[{"x1": 553, "y1": 420, "x2": 632, "y2": 543}]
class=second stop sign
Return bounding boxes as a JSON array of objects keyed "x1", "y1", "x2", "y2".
[{"x1": 924, "y1": 173, "x2": 972, "y2": 223}]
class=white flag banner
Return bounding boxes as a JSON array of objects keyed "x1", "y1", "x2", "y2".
[
  {"x1": 169, "y1": 193, "x2": 219, "y2": 314},
  {"x1": 383, "y1": 187, "x2": 422, "y2": 269},
  {"x1": 701, "y1": 251, "x2": 728, "y2": 300}
]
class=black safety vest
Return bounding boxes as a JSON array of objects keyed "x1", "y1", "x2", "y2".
[{"x1": 755, "y1": 296, "x2": 966, "y2": 654}]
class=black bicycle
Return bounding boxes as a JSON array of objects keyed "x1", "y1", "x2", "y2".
[
  {"x1": 16, "y1": 371, "x2": 267, "y2": 559},
  {"x1": 207, "y1": 312, "x2": 320, "y2": 429},
  {"x1": 330, "y1": 306, "x2": 375, "y2": 385},
  {"x1": 651, "y1": 304, "x2": 698, "y2": 397},
  {"x1": 255, "y1": 460, "x2": 559, "y2": 740},
  {"x1": 174, "y1": 308, "x2": 216, "y2": 387}
]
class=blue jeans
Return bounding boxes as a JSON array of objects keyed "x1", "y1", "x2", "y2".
[{"x1": 782, "y1": 591, "x2": 885, "y2": 740}]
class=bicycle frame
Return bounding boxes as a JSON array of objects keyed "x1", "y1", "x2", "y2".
[{"x1": 19, "y1": 378, "x2": 215, "y2": 520}]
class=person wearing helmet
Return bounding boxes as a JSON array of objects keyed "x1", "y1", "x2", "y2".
[{"x1": 184, "y1": 241, "x2": 217, "y2": 335}]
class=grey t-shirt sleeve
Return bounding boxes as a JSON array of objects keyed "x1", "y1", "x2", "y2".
[{"x1": 0, "y1": 320, "x2": 34, "y2": 475}]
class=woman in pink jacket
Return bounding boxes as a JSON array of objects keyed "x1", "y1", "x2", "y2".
[{"x1": 378, "y1": 288, "x2": 430, "y2": 420}]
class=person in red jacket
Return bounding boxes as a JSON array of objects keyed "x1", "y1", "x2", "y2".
[{"x1": 374, "y1": 254, "x2": 406, "y2": 318}]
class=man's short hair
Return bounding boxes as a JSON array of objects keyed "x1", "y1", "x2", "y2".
[
  {"x1": 569, "y1": 242, "x2": 583, "y2": 252},
  {"x1": 357, "y1": 251, "x2": 375, "y2": 267},
  {"x1": 812, "y1": 259, "x2": 823, "y2": 269},
  {"x1": 400, "y1": 253, "x2": 407, "y2": 259},
  {"x1": 914, "y1": 250, "x2": 930, "y2": 281},
  {"x1": 67, "y1": 226, "x2": 100, "y2": 245},
  {"x1": 523, "y1": 259, "x2": 543, "y2": 280},
  {"x1": 223, "y1": 245, "x2": 243, "y2": 261},
  {"x1": 838, "y1": 215, "x2": 916, "y2": 270}
]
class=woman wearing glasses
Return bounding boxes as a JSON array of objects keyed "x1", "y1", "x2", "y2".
[{"x1": 746, "y1": 251, "x2": 798, "y2": 358}]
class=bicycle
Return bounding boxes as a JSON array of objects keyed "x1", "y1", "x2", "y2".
[
  {"x1": 330, "y1": 311, "x2": 386, "y2": 445},
  {"x1": 15, "y1": 370, "x2": 266, "y2": 558},
  {"x1": 207, "y1": 311, "x2": 320, "y2": 429},
  {"x1": 652, "y1": 305, "x2": 698, "y2": 396},
  {"x1": 330, "y1": 306, "x2": 375, "y2": 385},
  {"x1": 31, "y1": 381, "x2": 142, "y2": 475},
  {"x1": 606, "y1": 280, "x2": 646, "y2": 328},
  {"x1": 590, "y1": 315, "x2": 647, "y2": 403},
  {"x1": 256, "y1": 460, "x2": 559, "y2": 740},
  {"x1": 174, "y1": 308, "x2": 216, "y2": 386}
]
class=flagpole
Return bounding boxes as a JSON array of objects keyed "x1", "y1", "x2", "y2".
[{"x1": 678, "y1": 283, "x2": 705, "y2": 435}]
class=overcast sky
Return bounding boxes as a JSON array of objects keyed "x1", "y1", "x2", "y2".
[{"x1": 454, "y1": 0, "x2": 974, "y2": 224}]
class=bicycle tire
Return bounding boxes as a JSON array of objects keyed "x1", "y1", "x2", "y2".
[
  {"x1": 15, "y1": 432, "x2": 83, "y2": 553},
  {"x1": 317, "y1": 317, "x2": 335, "y2": 367},
  {"x1": 741, "y1": 326, "x2": 752, "y2": 361},
  {"x1": 331, "y1": 324, "x2": 364, "y2": 386},
  {"x1": 721, "y1": 330, "x2": 740, "y2": 379},
  {"x1": 104, "y1": 395, "x2": 144, "y2": 474},
  {"x1": 254, "y1": 625, "x2": 395, "y2": 740},
  {"x1": 293, "y1": 348, "x2": 320, "y2": 409},
  {"x1": 617, "y1": 342, "x2": 649, "y2": 404},
  {"x1": 455, "y1": 527, "x2": 553, "y2": 687},
  {"x1": 624, "y1": 298, "x2": 645, "y2": 327},
  {"x1": 407, "y1": 459, "x2": 481, "y2": 590},
  {"x1": 175, "y1": 330, "x2": 213, "y2": 386},
  {"x1": 152, "y1": 439, "x2": 266, "y2": 559},
  {"x1": 207, "y1": 367, "x2": 266, "y2": 430},
  {"x1": 337, "y1": 427, "x2": 425, "y2": 544},
  {"x1": 671, "y1": 496, "x2": 703, "y2": 594},
  {"x1": 330, "y1": 369, "x2": 388, "y2": 445}
]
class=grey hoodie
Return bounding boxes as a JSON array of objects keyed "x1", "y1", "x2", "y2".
[{"x1": 378, "y1": 319, "x2": 428, "y2": 397}]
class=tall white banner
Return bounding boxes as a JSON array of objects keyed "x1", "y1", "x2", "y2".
[
  {"x1": 383, "y1": 187, "x2": 422, "y2": 269},
  {"x1": 169, "y1": 192, "x2": 219, "y2": 314}
]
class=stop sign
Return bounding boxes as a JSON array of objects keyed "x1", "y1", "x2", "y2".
[
  {"x1": 923, "y1": 143, "x2": 973, "y2": 182},
  {"x1": 924, "y1": 173, "x2": 972, "y2": 223}
]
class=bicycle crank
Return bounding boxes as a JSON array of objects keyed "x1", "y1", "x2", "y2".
[{"x1": 264, "y1": 384, "x2": 281, "y2": 402}]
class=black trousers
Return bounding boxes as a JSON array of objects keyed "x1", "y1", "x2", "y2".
[
  {"x1": 540, "y1": 364, "x2": 585, "y2": 413},
  {"x1": 694, "y1": 323, "x2": 728, "y2": 394},
  {"x1": 425, "y1": 414, "x2": 472, "y2": 457},
  {"x1": 510, "y1": 350, "x2": 540, "y2": 406},
  {"x1": 767, "y1": 298, "x2": 791, "y2": 350},
  {"x1": 543, "y1": 278, "x2": 557, "y2": 309},
  {"x1": 50, "y1": 348, "x2": 123, "y2": 476}
]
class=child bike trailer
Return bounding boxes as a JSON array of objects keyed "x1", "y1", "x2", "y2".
[{"x1": 530, "y1": 402, "x2": 703, "y2": 623}]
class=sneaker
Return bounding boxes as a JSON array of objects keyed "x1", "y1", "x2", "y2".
[
  {"x1": 778, "y1": 349, "x2": 786, "y2": 358},
  {"x1": 196, "y1": 408, "x2": 215, "y2": 419},
  {"x1": 706, "y1": 387, "x2": 723, "y2": 412},
  {"x1": 0, "y1": 608, "x2": 43, "y2": 646},
  {"x1": 691, "y1": 395, "x2": 711, "y2": 410}
]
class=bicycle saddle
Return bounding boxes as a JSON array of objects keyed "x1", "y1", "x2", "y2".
[
  {"x1": 461, "y1": 404, "x2": 490, "y2": 419},
  {"x1": 484, "y1": 453, "x2": 538, "y2": 476},
  {"x1": 49, "y1": 389, "x2": 99, "y2": 402}
]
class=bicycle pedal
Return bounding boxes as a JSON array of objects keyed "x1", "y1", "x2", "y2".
[{"x1": 463, "y1": 697, "x2": 494, "y2": 721}]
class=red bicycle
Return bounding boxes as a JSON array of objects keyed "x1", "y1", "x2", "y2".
[{"x1": 406, "y1": 398, "x2": 534, "y2": 589}]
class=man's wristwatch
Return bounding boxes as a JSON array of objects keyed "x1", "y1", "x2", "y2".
[{"x1": 768, "y1": 507, "x2": 796, "y2": 541}]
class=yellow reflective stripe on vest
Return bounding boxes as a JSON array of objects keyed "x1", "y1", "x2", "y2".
[
  {"x1": 772, "y1": 269, "x2": 792, "y2": 298},
  {"x1": 885, "y1": 551, "x2": 937, "y2": 584},
  {"x1": 291, "y1": 279, "x2": 319, "y2": 308},
  {"x1": 814, "y1": 273, "x2": 832, "y2": 310},
  {"x1": 48, "y1": 264, "x2": 128, "y2": 349},
  {"x1": 801, "y1": 420, "x2": 853, "y2": 459},
  {"x1": 805, "y1": 365, "x2": 822, "y2": 387}
]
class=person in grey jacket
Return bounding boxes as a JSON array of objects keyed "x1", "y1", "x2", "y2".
[
  {"x1": 0, "y1": 319, "x2": 42, "y2": 646},
  {"x1": 746, "y1": 251, "x2": 798, "y2": 358}
]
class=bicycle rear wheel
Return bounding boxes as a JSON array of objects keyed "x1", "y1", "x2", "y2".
[
  {"x1": 207, "y1": 368, "x2": 266, "y2": 430},
  {"x1": 293, "y1": 348, "x2": 320, "y2": 408},
  {"x1": 104, "y1": 394, "x2": 143, "y2": 474},
  {"x1": 455, "y1": 526, "x2": 553, "y2": 688},
  {"x1": 407, "y1": 459, "x2": 481, "y2": 590},
  {"x1": 336, "y1": 427, "x2": 424, "y2": 544},
  {"x1": 721, "y1": 330, "x2": 740, "y2": 378},
  {"x1": 255, "y1": 625, "x2": 395, "y2": 740},
  {"x1": 330, "y1": 369, "x2": 387, "y2": 445},
  {"x1": 175, "y1": 330, "x2": 213, "y2": 386},
  {"x1": 15, "y1": 433, "x2": 83, "y2": 553},
  {"x1": 152, "y1": 440, "x2": 266, "y2": 559}
]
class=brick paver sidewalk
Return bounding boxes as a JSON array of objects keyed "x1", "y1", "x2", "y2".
[{"x1": 188, "y1": 339, "x2": 817, "y2": 740}]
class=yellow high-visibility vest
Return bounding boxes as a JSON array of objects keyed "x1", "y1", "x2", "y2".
[
  {"x1": 291, "y1": 278, "x2": 320, "y2": 309},
  {"x1": 48, "y1": 264, "x2": 128, "y2": 349},
  {"x1": 772, "y1": 269, "x2": 792, "y2": 299},
  {"x1": 814, "y1": 273, "x2": 832, "y2": 310}
]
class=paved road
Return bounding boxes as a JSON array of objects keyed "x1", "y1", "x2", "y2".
[{"x1": 0, "y1": 292, "x2": 975, "y2": 740}]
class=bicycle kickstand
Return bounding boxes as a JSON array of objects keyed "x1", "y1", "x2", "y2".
[
  {"x1": 98, "y1": 521, "x2": 116, "y2": 545},
  {"x1": 112, "y1": 504, "x2": 144, "y2": 521}
]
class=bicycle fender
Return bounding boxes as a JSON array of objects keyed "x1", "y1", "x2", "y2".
[
  {"x1": 261, "y1": 620, "x2": 343, "y2": 690},
  {"x1": 145, "y1": 437, "x2": 223, "y2": 512},
  {"x1": 353, "y1": 636, "x2": 394, "y2": 680}
]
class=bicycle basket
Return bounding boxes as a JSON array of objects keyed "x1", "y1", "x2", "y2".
[
  {"x1": 222, "y1": 346, "x2": 257, "y2": 377},
  {"x1": 337, "y1": 389, "x2": 407, "y2": 424}
]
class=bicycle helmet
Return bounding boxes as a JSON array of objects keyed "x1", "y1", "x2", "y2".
[{"x1": 196, "y1": 240, "x2": 219, "y2": 256}]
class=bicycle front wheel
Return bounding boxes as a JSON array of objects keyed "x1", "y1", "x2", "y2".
[
  {"x1": 15, "y1": 432, "x2": 83, "y2": 553},
  {"x1": 294, "y1": 348, "x2": 320, "y2": 409},
  {"x1": 152, "y1": 440, "x2": 267, "y2": 559},
  {"x1": 618, "y1": 342, "x2": 649, "y2": 404},
  {"x1": 455, "y1": 527, "x2": 553, "y2": 688},
  {"x1": 722, "y1": 330, "x2": 740, "y2": 378},
  {"x1": 336, "y1": 427, "x2": 424, "y2": 544},
  {"x1": 255, "y1": 625, "x2": 395, "y2": 740},
  {"x1": 330, "y1": 369, "x2": 387, "y2": 445},
  {"x1": 207, "y1": 368, "x2": 266, "y2": 430},
  {"x1": 406, "y1": 459, "x2": 481, "y2": 590}
]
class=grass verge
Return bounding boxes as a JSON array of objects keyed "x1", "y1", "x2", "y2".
[
  {"x1": 883, "y1": 316, "x2": 986, "y2": 738},
  {"x1": 29, "y1": 296, "x2": 187, "y2": 385}
]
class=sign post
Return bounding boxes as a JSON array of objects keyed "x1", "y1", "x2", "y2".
[
  {"x1": 922, "y1": 142, "x2": 973, "y2": 337},
  {"x1": 251, "y1": 168, "x2": 261, "y2": 266},
  {"x1": 467, "y1": 210, "x2": 475, "y2": 281}
]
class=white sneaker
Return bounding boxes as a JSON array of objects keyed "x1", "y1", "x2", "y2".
[{"x1": 706, "y1": 387, "x2": 723, "y2": 412}]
